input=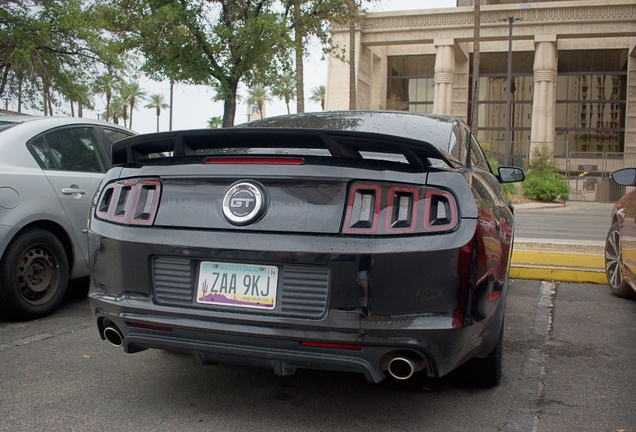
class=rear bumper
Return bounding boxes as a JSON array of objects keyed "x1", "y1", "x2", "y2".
[
  {"x1": 88, "y1": 216, "x2": 507, "y2": 381},
  {"x1": 90, "y1": 289, "x2": 506, "y2": 382}
]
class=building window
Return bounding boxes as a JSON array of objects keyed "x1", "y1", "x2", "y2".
[
  {"x1": 556, "y1": 50, "x2": 628, "y2": 153},
  {"x1": 468, "y1": 52, "x2": 534, "y2": 160},
  {"x1": 387, "y1": 55, "x2": 435, "y2": 113},
  {"x1": 457, "y1": 0, "x2": 573, "y2": 5}
]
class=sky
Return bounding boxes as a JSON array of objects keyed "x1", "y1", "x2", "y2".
[{"x1": 20, "y1": 0, "x2": 457, "y2": 134}]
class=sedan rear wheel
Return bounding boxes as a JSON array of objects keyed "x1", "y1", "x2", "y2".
[
  {"x1": 605, "y1": 222, "x2": 635, "y2": 299},
  {"x1": 0, "y1": 228, "x2": 69, "y2": 320}
]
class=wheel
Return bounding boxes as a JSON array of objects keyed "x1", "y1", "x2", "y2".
[
  {"x1": 605, "y1": 222, "x2": 635, "y2": 299},
  {"x1": 0, "y1": 228, "x2": 69, "y2": 320},
  {"x1": 464, "y1": 322, "x2": 504, "y2": 388}
]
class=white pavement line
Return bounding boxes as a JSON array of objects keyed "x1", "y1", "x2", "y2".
[{"x1": 504, "y1": 281, "x2": 555, "y2": 432}]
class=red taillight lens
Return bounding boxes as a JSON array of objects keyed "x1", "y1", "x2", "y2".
[
  {"x1": 96, "y1": 178, "x2": 161, "y2": 225},
  {"x1": 385, "y1": 187, "x2": 418, "y2": 233},
  {"x1": 204, "y1": 157, "x2": 304, "y2": 165},
  {"x1": 301, "y1": 341, "x2": 363, "y2": 350},
  {"x1": 343, "y1": 182, "x2": 458, "y2": 235},
  {"x1": 343, "y1": 184, "x2": 382, "y2": 233},
  {"x1": 424, "y1": 190, "x2": 458, "y2": 232}
]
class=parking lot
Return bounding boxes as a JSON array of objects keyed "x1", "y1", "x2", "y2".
[{"x1": 1, "y1": 278, "x2": 635, "y2": 431}]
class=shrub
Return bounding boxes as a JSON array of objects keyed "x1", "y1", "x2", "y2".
[
  {"x1": 527, "y1": 143, "x2": 560, "y2": 176},
  {"x1": 521, "y1": 143, "x2": 570, "y2": 202},
  {"x1": 522, "y1": 174, "x2": 570, "y2": 202}
]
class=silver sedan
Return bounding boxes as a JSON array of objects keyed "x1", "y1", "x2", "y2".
[{"x1": 0, "y1": 116, "x2": 134, "y2": 320}]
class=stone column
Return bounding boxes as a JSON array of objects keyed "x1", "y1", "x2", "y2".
[
  {"x1": 370, "y1": 47, "x2": 388, "y2": 110},
  {"x1": 530, "y1": 35, "x2": 558, "y2": 157},
  {"x1": 433, "y1": 39, "x2": 455, "y2": 116},
  {"x1": 625, "y1": 38, "x2": 636, "y2": 153}
]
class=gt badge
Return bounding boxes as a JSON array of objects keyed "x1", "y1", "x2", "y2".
[{"x1": 222, "y1": 181, "x2": 267, "y2": 225}]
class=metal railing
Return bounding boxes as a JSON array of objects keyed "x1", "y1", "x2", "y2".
[{"x1": 485, "y1": 141, "x2": 636, "y2": 202}]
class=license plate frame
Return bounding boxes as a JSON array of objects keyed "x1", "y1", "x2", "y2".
[{"x1": 196, "y1": 261, "x2": 278, "y2": 310}]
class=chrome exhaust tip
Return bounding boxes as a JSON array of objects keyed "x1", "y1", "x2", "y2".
[
  {"x1": 387, "y1": 355, "x2": 417, "y2": 380},
  {"x1": 103, "y1": 326, "x2": 123, "y2": 347}
]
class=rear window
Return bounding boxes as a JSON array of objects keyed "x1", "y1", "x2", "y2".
[
  {"x1": 0, "y1": 121, "x2": 18, "y2": 133},
  {"x1": 194, "y1": 147, "x2": 413, "y2": 164}
]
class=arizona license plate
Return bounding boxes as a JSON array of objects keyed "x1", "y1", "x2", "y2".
[{"x1": 196, "y1": 261, "x2": 278, "y2": 309}]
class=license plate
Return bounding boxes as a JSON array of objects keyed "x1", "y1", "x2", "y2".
[{"x1": 196, "y1": 261, "x2": 278, "y2": 310}]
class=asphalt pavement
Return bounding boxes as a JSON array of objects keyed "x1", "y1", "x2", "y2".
[{"x1": 1, "y1": 279, "x2": 635, "y2": 431}]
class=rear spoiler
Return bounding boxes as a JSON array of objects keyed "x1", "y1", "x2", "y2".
[{"x1": 111, "y1": 128, "x2": 457, "y2": 169}]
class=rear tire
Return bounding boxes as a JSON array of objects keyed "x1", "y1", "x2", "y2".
[
  {"x1": 0, "y1": 228, "x2": 69, "y2": 321},
  {"x1": 605, "y1": 222, "x2": 636, "y2": 299},
  {"x1": 464, "y1": 322, "x2": 504, "y2": 388}
]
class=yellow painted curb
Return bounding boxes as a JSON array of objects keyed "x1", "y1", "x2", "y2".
[
  {"x1": 512, "y1": 251, "x2": 603, "y2": 269},
  {"x1": 510, "y1": 265, "x2": 607, "y2": 284}
]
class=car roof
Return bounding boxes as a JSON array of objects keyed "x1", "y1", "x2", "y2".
[{"x1": 0, "y1": 115, "x2": 131, "y2": 130}]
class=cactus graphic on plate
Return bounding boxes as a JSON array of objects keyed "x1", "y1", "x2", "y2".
[{"x1": 200, "y1": 279, "x2": 208, "y2": 300}]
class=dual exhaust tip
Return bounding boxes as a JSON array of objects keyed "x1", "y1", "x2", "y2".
[{"x1": 103, "y1": 323, "x2": 423, "y2": 381}]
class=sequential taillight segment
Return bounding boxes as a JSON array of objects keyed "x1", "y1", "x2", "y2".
[
  {"x1": 96, "y1": 178, "x2": 161, "y2": 225},
  {"x1": 344, "y1": 182, "x2": 458, "y2": 235}
]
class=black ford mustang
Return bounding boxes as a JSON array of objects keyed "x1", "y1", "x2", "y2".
[{"x1": 88, "y1": 111, "x2": 524, "y2": 387}]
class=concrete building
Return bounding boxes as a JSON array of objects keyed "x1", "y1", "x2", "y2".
[{"x1": 325, "y1": 0, "x2": 636, "y2": 164}]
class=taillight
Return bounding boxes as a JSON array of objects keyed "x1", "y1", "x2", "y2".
[
  {"x1": 343, "y1": 182, "x2": 458, "y2": 235},
  {"x1": 424, "y1": 190, "x2": 458, "y2": 232},
  {"x1": 343, "y1": 184, "x2": 381, "y2": 233},
  {"x1": 95, "y1": 178, "x2": 161, "y2": 225},
  {"x1": 385, "y1": 187, "x2": 418, "y2": 233}
]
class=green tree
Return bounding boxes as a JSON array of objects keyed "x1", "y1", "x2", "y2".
[
  {"x1": 271, "y1": 75, "x2": 295, "y2": 114},
  {"x1": 282, "y1": 1, "x2": 350, "y2": 114},
  {"x1": 247, "y1": 86, "x2": 272, "y2": 118},
  {"x1": 93, "y1": 73, "x2": 119, "y2": 122},
  {"x1": 109, "y1": 96, "x2": 125, "y2": 125},
  {"x1": 120, "y1": 81, "x2": 146, "y2": 129},
  {"x1": 145, "y1": 93, "x2": 169, "y2": 132},
  {"x1": 101, "y1": 0, "x2": 291, "y2": 128},
  {"x1": 309, "y1": 85, "x2": 326, "y2": 110},
  {"x1": 207, "y1": 116, "x2": 223, "y2": 128},
  {"x1": 0, "y1": 0, "x2": 125, "y2": 114}
]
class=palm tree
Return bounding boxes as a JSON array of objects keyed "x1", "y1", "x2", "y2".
[
  {"x1": 246, "y1": 86, "x2": 272, "y2": 119},
  {"x1": 309, "y1": 85, "x2": 326, "y2": 110},
  {"x1": 207, "y1": 116, "x2": 223, "y2": 128},
  {"x1": 109, "y1": 96, "x2": 124, "y2": 125},
  {"x1": 145, "y1": 93, "x2": 170, "y2": 132},
  {"x1": 121, "y1": 82, "x2": 146, "y2": 130},
  {"x1": 93, "y1": 73, "x2": 117, "y2": 122},
  {"x1": 271, "y1": 75, "x2": 295, "y2": 114}
]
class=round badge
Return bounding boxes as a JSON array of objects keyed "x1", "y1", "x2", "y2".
[{"x1": 222, "y1": 182, "x2": 266, "y2": 225}]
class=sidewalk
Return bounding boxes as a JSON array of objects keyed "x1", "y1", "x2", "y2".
[{"x1": 510, "y1": 201, "x2": 609, "y2": 284}]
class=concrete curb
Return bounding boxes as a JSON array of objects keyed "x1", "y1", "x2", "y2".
[{"x1": 510, "y1": 249, "x2": 607, "y2": 284}]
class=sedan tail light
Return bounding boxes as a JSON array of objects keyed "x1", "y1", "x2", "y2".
[
  {"x1": 343, "y1": 182, "x2": 458, "y2": 235},
  {"x1": 96, "y1": 178, "x2": 161, "y2": 225}
]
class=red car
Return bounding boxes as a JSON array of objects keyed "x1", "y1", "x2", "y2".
[{"x1": 605, "y1": 168, "x2": 636, "y2": 298}]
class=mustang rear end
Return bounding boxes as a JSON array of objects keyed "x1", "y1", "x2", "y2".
[{"x1": 88, "y1": 112, "x2": 521, "y2": 387}]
